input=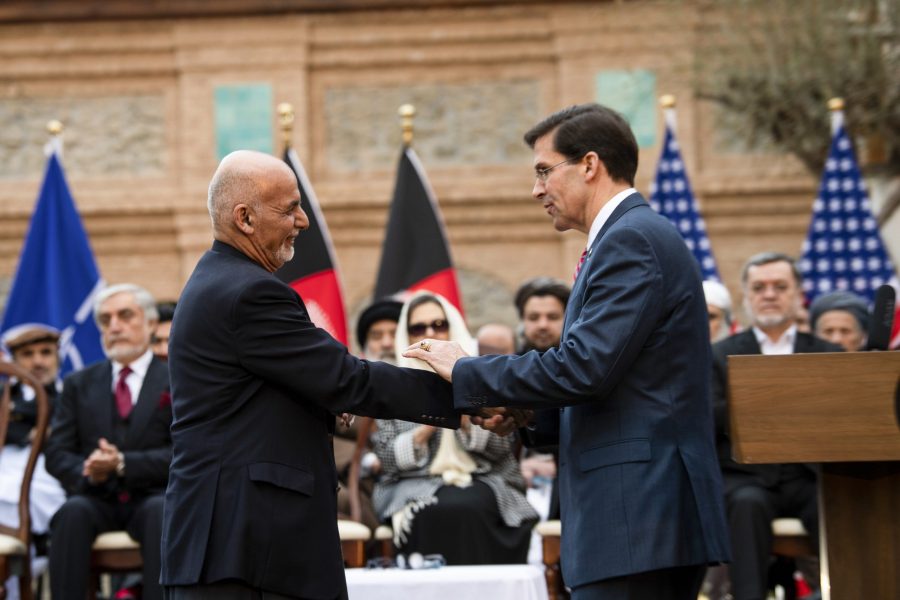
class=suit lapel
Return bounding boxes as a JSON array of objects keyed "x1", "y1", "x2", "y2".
[
  {"x1": 91, "y1": 361, "x2": 115, "y2": 439},
  {"x1": 563, "y1": 193, "x2": 648, "y2": 334},
  {"x1": 736, "y1": 330, "x2": 762, "y2": 354},
  {"x1": 125, "y1": 358, "x2": 165, "y2": 448}
]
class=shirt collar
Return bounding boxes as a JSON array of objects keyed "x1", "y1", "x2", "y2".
[
  {"x1": 752, "y1": 324, "x2": 797, "y2": 349},
  {"x1": 586, "y1": 187, "x2": 637, "y2": 250},
  {"x1": 112, "y1": 348, "x2": 154, "y2": 381}
]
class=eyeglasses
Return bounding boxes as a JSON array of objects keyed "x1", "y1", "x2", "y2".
[
  {"x1": 535, "y1": 157, "x2": 579, "y2": 182},
  {"x1": 407, "y1": 319, "x2": 450, "y2": 337}
]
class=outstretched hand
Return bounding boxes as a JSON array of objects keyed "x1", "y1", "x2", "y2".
[
  {"x1": 402, "y1": 339, "x2": 469, "y2": 382},
  {"x1": 472, "y1": 407, "x2": 533, "y2": 437}
]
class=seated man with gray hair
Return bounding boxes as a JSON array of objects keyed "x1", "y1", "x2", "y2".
[
  {"x1": 809, "y1": 290, "x2": 869, "y2": 352},
  {"x1": 45, "y1": 283, "x2": 172, "y2": 600}
]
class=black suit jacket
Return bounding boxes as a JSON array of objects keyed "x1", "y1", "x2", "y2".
[
  {"x1": 45, "y1": 356, "x2": 172, "y2": 499},
  {"x1": 160, "y1": 241, "x2": 458, "y2": 598},
  {"x1": 711, "y1": 329, "x2": 842, "y2": 487}
]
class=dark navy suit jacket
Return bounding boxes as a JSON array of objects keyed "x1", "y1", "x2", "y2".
[
  {"x1": 453, "y1": 193, "x2": 730, "y2": 588},
  {"x1": 160, "y1": 241, "x2": 458, "y2": 598}
]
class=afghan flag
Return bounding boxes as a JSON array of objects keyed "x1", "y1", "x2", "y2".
[
  {"x1": 374, "y1": 146, "x2": 463, "y2": 315},
  {"x1": 276, "y1": 148, "x2": 348, "y2": 346}
]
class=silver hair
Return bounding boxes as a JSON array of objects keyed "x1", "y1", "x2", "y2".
[
  {"x1": 93, "y1": 283, "x2": 159, "y2": 325},
  {"x1": 740, "y1": 252, "x2": 802, "y2": 288}
]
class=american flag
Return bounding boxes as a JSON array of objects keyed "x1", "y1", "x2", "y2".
[
  {"x1": 798, "y1": 110, "x2": 899, "y2": 346},
  {"x1": 648, "y1": 111, "x2": 721, "y2": 282}
]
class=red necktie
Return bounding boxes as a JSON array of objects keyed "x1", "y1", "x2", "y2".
[
  {"x1": 573, "y1": 248, "x2": 588, "y2": 281},
  {"x1": 115, "y1": 366, "x2": 133, "y2": 420}
]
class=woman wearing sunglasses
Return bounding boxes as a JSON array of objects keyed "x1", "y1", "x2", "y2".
[{"x1": 371, "y1": 291, "x2": 538, "y2": 565}]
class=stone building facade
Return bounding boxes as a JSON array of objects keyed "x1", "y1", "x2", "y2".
[{"x1": 0, "y1": 1, "x2": 843, "y2": 348}]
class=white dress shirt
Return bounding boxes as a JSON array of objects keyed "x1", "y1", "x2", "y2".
[
  {"x1": 111, "y1": 348, "x2": 154, "y2": 405},
  {"x1": 752, "y1": 324, "x2": 797, "y2": 355},
  {"x1": 585, "y1": 187, "x2": 638, "y2": 250}
]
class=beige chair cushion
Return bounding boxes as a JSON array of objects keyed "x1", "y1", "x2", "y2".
[
  {"x1": 0, "y1": 533, "x2": 27, "y2": 556},
  {"x1": 92, "y1": 531, "x2": 140, "y2": 550},
  {"x1": 337, "y1": 520, "x2": 372, "y2": 541},
  {"x1": 535, "y1": 519, "x2": 562, "y2": 537},
  {"x1": 373, "y1": 525, "x2": 393, "y2": 541},
  {"x1": 772, "y1": 518, "x2": 808, "y2": 537}
]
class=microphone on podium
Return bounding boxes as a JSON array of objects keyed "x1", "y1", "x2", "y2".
[{"x1": 865, "y1": 284, "x2": 896, "y2": 351}]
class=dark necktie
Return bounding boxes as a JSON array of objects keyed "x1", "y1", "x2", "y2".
[
  {"x1": 573, "y1": 248, "x2": 588, "y2": 281},
  {"x1": 115, "y1": 365, "x2": 133, "y2": 420}
]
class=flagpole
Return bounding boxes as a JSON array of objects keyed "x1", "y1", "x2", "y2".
[
  {"x1": 399, "y1": 104, "x2": 415, "y2": 148},
  {"x1": 46, "y1": 119, "x2": 64, "y2": 157},
  {"x1": 277, "y1": 102, "x2": 295, "y2": 153},
  {"x1": 660, "y1": 94, "x2": 677, "y2": 132},
  {"x1": 827, "y1": 97, "x2": 844, "y2": 136}
]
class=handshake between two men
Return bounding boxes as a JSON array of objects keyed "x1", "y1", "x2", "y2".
[{"x1": 402, "y1": 338, "x2": 532, "y2": 436}]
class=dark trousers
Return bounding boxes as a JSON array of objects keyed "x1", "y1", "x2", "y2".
[
  {"x1": 49, "y1": 492, "x2": 164, "y2": 600},
  {"x1": 724, "y1": 469, "x2": 818, "y2": 600},
  {"x1": 165, "y1": 580, "x2": 344, "y2": 600},
  {"x1": 571, "y1": 564, "x2": 706, "y2": 600}
]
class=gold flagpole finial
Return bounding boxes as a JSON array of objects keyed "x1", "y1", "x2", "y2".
[
  {"x1": 277, "y1": 102, "x2": 295, "y2": 152},
  {"x1": 47, "y1": 120, "x2": 64, "y2": 136},
  {"x1": 828, "y1": 97, "x2": 844, "y2": 112},
  {"x1": 659, "y1": 95, "x2": 676, "y2": 109},
  {"x1": 399, "y1": 104, "x2": 416, "y2": 147}
]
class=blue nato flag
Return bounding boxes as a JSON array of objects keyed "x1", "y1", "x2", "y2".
[{"x1": 0, "y1": 149, "x2": 105, "y2": 376}]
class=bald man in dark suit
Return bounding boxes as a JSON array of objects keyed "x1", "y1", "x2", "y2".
[{"x1": 161, "y1": 151, "x2": 459, "y2": 599}]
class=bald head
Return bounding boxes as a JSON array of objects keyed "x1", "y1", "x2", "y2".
[
  {"x1": 207, "y1": 150, "x2": 308, "y2": 272},
  {"x1": 208, "y1": 150, "x2": 297, "y2": 234},
  {"x1": 476, "y1": 323, "x2": 516, "y2": 356}
]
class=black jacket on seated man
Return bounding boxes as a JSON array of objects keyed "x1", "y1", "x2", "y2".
[
  {"x1": 712, "y1": 329, "x2": 841, "y2": 600},
  {"x1": 45, "y1": 354, "x2": 171, "y2": 600},
  {"x1": 5, "y1": 381, "x2": 59, "y2": 447}
]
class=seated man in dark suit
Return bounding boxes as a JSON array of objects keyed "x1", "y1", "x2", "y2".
[
  {"x1": 712, "y1": 252, "x2": 842, "y2": 600},
  {"x1": 161, "y1": 151, "x2": 459, "y2": 599},
  {"x1": 45, "y1": 283, "x2": 172, "y2": 600}
]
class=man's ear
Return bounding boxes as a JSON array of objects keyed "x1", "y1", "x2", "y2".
[
  {"x1": 234, "y1": 204, "x2": 254, "y2": 234},
  {"x1": 583, "y1": 151, "x2": 604, "y2": 182}
]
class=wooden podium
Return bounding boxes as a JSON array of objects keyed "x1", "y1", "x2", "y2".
[{"x1": 728, "y1": 352, "x2": 900, "y2": 600}]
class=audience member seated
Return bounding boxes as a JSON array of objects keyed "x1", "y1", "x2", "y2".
[
  {"x1": 475, "y1": 323, "x2": 516, "y2": 356},
  {"x1": 809, "y1": 290, "x2": 869, "y2": 352},
  {"x1": 150, "y1": 301, "x2": 176, "y2": 361},
  {"x1": 372, "y1": 291, "x2": 538, "y2": 564},
  {"x1": 703, "y1": 280, "x2": 735, "y2": 343},
  {"x1": 333, "y1": 298, "x2": 403, "y2": 530},
  {"x1": 45, "y1": 284, "x2": 172, "y2": 600},
  {"x1": 513, "y1": 277, "x2": 570, "y2": 522},
  {"x1": 0, "y1": 325, "x2": 67, "y2": 598},
  {"x1": 712, "y1": 253, "x2": 841, "y2": 600}
]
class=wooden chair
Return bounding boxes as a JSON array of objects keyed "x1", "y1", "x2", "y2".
[
  {"x1": 88, "y1": 530, "x2": 143, "y2": 598},
  {"x1": 534, "y1": 519, "x2": 565, "y2": 600},
  {"x1": 347, "y1": 417, "x2": 394, "y2": 558},
  {"x1": 338, "y1": 520, "x2": 371, "y2": 568},
  {"x1": 0, "y1": 359, "x2": 51, "y2": 600},
  {"x1": 771, "y1": 517, "x2": 814, "y2": 558}
]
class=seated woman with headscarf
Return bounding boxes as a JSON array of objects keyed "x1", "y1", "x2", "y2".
[{"x1": 371, "y1": 291, "x2": 538, "y2": 565}]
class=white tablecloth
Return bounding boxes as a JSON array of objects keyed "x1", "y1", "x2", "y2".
[{"x1": 345, "y1": 564, "x2": 549, "y2": 600}]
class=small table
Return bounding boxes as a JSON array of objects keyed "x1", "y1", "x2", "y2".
[{"x1": 345, "y1": 564, "x2": 549, "y2": 600}]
